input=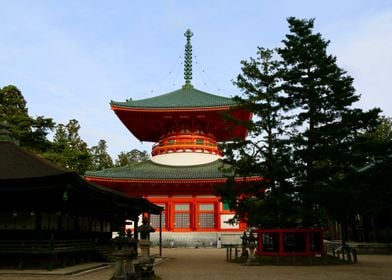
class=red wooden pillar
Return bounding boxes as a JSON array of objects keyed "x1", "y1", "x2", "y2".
[
  {"x1": 167, "y1": 198, "x2": 173, "y2": 231},
  {"x1": 192, "y1": 199, "x2": 197, "y2": 231},
  {"x1": 279, "y1": 231, "x2": 284, "y2": 255},
  {"x1": 305, "y1": 232, "x2": 311, "y2": 255},
  {"x1": 256, "y1": 229, "x2": 263, "y2": 255},
  {"x1": 214, "y1": 201, "x2": 220, "y2": 230},
  {"x1": 320, "y1": 229, "x2": 324, "y2": 254}
]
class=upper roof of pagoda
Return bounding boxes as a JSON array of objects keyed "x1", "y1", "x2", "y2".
[
  {"x1": 111, "y1": 29, "x2": 237, "y2": 112},
  {"x1": 111, "y1": 93, "x2": 250, "y2": 142},
  {"x1": 111, "y1": 84, "x2": 237, "y2": 111},
  {"x1": 110, "y1": 29, "x2": 251, "y2": 142}
]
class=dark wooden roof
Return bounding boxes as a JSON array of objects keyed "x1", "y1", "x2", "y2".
[
  {"x1": 0, "y1": 141, "x2": 68, "y2": 179},
  {"x1": 0, "y1": 141, "x2": 162, "y2": 215}
]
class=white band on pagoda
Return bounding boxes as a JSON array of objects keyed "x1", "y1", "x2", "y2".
[{"x1": 151, "y1": 152, "x2": 222, "y2": 166}]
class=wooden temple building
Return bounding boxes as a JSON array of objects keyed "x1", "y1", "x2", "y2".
[
  {"x1": 85, "y1": 30, "x2": 261, "y2": 245},
  {"x1": 0, "y1": 139, "x2": 162, "y2": 269}
]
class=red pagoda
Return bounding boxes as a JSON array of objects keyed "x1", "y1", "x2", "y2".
[{"x1": 85, "y1": 30, "x2": 261, "y2": 245}]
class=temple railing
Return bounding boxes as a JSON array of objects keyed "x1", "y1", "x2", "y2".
[{"x1": 152, "y1": 134, "x2": 222, "y2": 156}]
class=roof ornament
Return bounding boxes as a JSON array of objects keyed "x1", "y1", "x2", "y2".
[{"x1": 183, "y1": 29, "x2": 194, "y2": 89}]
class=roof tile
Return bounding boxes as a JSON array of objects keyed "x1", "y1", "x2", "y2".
[
  {"x1": 111, "y1": 86, "x2": 237, "y2": 109},
  {"x1": 85, "y1": 159, "x2": 235, "y2": 180}
]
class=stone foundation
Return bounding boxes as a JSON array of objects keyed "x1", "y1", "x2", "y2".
[{"x1": 149, "y1": 232, "x2": 243, "y2": 248}]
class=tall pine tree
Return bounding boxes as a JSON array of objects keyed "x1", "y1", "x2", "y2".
[
  {"x1": 219, "y1": 48, "x2": 300, "y2": 227},
  {"x1": 278, "y1": 17, "x2": 380, "y2": 226},
  {"x1": 217, "y1": 17, "x2": 381, "y2": 234}
]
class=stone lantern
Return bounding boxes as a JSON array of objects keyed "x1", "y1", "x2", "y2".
[
  {"x1": 135, "y1": 217, "x2": 156, "y2": 278},
  {"x1": 240, "y1": 231, "x2": 249, "y2": 257},
  {"x1": 111, "y1": 228, "x2": 138, "y2": 280},
  {"x1": 246, "y1": 232, "x2": 257, "y2": 264}
]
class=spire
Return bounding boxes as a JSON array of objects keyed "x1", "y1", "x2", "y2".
[{"x1": 183, "y1": 29, "x2": 193, "y2": 88}]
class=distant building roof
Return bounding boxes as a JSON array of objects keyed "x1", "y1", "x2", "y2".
[{"x1": 357, "y1": 154, "x2": 392, "y2": 173}]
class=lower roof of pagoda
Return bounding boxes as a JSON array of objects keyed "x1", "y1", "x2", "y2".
[
  {"x1": 84, "y1": 159, "x2": 261, "y2": 184},
  {"x1": 86, "y1": 159, "x2": 229, "y2": 181}
]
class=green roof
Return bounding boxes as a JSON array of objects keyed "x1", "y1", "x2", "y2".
[
  {"x1": 85, "y1": 159, "x2": 234, "y2": 180},
  {"x1": 111, "y1": 85, "x2": 237, "y2": 109}
]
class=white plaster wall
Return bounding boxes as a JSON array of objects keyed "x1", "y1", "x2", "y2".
[
  {"x1": 151, "y1": 152, "x2": 221, "y2": 166},
  {"x1": 220, "y1": 214, "x2": 240, "y2": 229}
]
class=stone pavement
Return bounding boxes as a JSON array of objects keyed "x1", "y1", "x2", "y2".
[{"x1": 0, "y1": 248, "x2": 391, "y2": 280}]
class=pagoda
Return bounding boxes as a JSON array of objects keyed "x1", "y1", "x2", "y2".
[{"x1": 85, "y1": 30, "x2": 261, "y2": 244}]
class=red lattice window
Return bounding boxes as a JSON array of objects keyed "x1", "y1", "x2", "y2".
[
  {"x1": 198, "y1": 203, "x2": 215, "y2": 229},
  {"x1": 150, "y1": 203, "x2": 166, "y2": 229},
  {"x1": 174, "y1": 204, "x2": 190, "y2": 229}
]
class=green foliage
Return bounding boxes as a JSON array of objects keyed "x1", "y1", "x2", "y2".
[
  {"x1": 369, "y1": 116, "x2": 392, "y2": 144},
  {"x1": 0, "y1": 85, "x2": 54, "y2": 152},
  {"x1": 218, "y1": 17, "x2": 383, "y2": 230},
  {"x1": 43, "y1": 119, "x2": 92, "y2": 174},
  {"x1": 89, "y1": 139, "x2": 114, "y2": 171},
  {"x1": 340, "y1": 117, "x2": 392, "y2": 217},
  {"x1": 277, "y1": 17, "x2": 381, "y2": 226},
  {"x1": 115, "y1": 149, "x2": 150, "y2": 166},
  {"x1": 220, "y1": 47, "x2": 300, "y2": 227},
  {"x1": 1, "y1": 84, "x2": 151, "y2": 176}
]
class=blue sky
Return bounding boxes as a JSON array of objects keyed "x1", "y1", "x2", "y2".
[{"x1": 1, "y1": 0, "x2": 391, "y2": 158}]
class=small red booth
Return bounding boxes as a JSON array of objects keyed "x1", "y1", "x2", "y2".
[{"x1": 253, "y1": 228, "x2": 324, "y2": 256}]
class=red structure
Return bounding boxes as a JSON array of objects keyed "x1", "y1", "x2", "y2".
[
  {"x1": 253, "y1": 228, "x2": 324, "y2": 256},
  {"x1": 85, "y1": 30, "x2": 262, "y2": 236}
]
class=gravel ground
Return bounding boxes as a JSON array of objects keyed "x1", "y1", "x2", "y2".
[{"x1": 0, "y1": 248, "x2": 391, "y2": 280}]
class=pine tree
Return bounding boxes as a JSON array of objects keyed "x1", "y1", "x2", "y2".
[
  {"x1": 44, "y1": 119, "x2": 92, "y2": 174},
  {"x1": 0, "y1": 85, "x2": 54, "y2": 152},
  {"x1": 219, "y1": 18, "x2": 381, "y2": 233},
  {"x1": 219, "y1": 48, "x2": 300, "y2": 227},
  {"x1": 114, "y1": 149, "x2": 150, "y2": 167},
  {"x1": 90, "y1": 139, "x2": 114, "y2": 171},
  {"x1": 277, "y1": 17, "x2": 380, "y2": 227}
]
